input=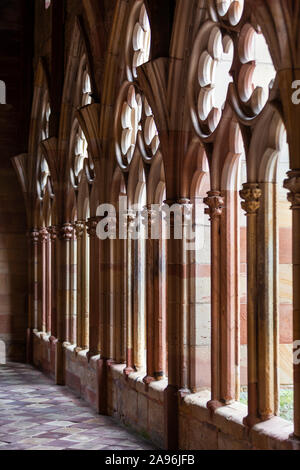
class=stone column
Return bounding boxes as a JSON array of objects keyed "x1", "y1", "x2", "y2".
[
  {"x1": 87, "y1": 217, "x2": 101, "y2": 357},
  {"x1": 46, "y1": 228, "x2": 52, "y2": 335},
  {"x1": 257, "y1": 182, "x2": 279, "y2": 419},
  {"x1": 75, "y1": 221, "x2": 84, "y2": 350},
  {"x1": 203, "y1": 191, "x2": 224, "y2": 410},
  {"x1": 55, "y1": 222, "x2": 73, "y2": 385},
  {"x1": 27, "y1": 228, "x2": 39, "y2": 363},
  {"x1": 132, "y1": 209, "x2": 146, "y2": 372},
  {"x1": 284, "y1": 171, "x2": 300, "y2": 438},
  {"x1": 240, "y1": 183, "x2": 262, "y2": 427},
  {"x1": 164, "y1": 199, "x2": 191, "y2": 450},
  {"x1": 113, "y1": 213, "x2": 126, "y2": 364},
  {"x1": 220, "y1": 190, "x2": 239, "y2": 404},
  {"x1": 38, "y1": 227, "x2": 48, "y2": 334},
  {"x1": 70, "y1": 226, "x2": 77, "y2": 345},
  {"x1": 49, "y1": 226, "x2": 58, "y2": 339},
  {"x1": 144, "y1": 207, "x2": 156, "y2": 384},
  {"x1": 124, "y1": 211, "x2": 135, "y2": 375}
]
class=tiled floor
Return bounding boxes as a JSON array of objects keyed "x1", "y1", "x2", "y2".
[{"x1": 0, "y1": 363, "x2": 154, "y2": 450}]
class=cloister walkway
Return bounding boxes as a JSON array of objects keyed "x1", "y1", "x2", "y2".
[{"x1": 0, "y1": 363, "x2": 154, "y2": 450}]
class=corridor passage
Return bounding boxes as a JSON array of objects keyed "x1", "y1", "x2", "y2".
[{"x1": 0, "y1": 363, "x2": 154, "y2": 450}]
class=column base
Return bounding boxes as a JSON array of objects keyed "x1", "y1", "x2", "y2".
[
  {"x1": 243, "y1": 414, "x2": 262, "y2": 428},
  {"x1": 143, "y1": 374, "x2": 155, "y2": 385},
  {"x1": 87, "y1": 349, "x2": 100, "y2": 362},
  {"x1": 207, "y1": 399, "x2": 224, "y2": 414},
  {"x1": 123, "y1": 366, "x2": 135, "y2": 378}
]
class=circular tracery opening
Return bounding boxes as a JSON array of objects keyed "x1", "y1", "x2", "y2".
[
  {"x1": 132, "y1": 4, "x2": 151, "y2": 79},
  {"x1": 197, "y1": 26, "x2": 233, "y2": 132}
]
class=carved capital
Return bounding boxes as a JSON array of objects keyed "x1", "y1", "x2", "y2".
[
  {"x1": 48, "y1": 226, "x2": 59, "y2": 241},
  {"x1": 28, "y1": 228, "x2": 40, "y2": 244},
  {"x1": 204, "y1": 191, "x2": 224, "y2": 220},
  {"x1": 75, "y1": 221, "x2": 85, "y2": 239},
  {"x1": 39, "y1": 227, "x2": 49, "y2": 243},
  {"x1": 86, "y1": 217, "x2": 100, "y2": 238},
  {"x1": 284, "y1": 171, "x2": 300, "y2": 210},
  {"x1": 240, "y1": 183, "x2": 261, "y2": 215},
  {"x1": 59, "y1": 223, "x2": 74, "y2": 240}
]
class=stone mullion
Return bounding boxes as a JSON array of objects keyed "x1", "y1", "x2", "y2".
[
  {"x1": 75, "y1": 222, "x2": 84, "y2": 349},
  {"x1": 164, "y1": 201, "x2": 189, "y2": 450},
  {"x1": 144, "y1": 207, "x2": 156, "y2": 383},
  {"x1": 113, "y1": 214, "x2": 122, "y2": 363},
  {"x1": 188, "y1": 197, "x2": 201, "y2": 393},
  {"x1": 156, "y1": 211, "x2": 167, "y2": 379},
  {"x1": 69, "y1": 226, "x2": 77, "y2": 345},
  {"x1": 284, "y1": 171, "x2": 300, "y2": 438},
  {"x1": 46, "y1": 229, "x2": 52, "y2": 335},
  {"x1": 204, "y1": 191, "x2": 224, "y2": 409},
  {"x1": 49, "y1": 226, "x2": 58, "y2": 339},
  {"x1": 55, "y1": 223, "x2": 73, "y2": 385},
  {"x1": 132, "y1": 210, "x2": 146, "y2": 371},
  {"x1": 124, "y1": 212, "x2": 135, "y2": 375},
  {"x1": 220, "y1": 190, "x2": 238, "y2": 404},
  {"x1": 240, "y1": 183, "x2": 262, "y2": 427},
  {"x1": 180, "y1": 200, "x2": 192, "y2": 394},
  {"x1": 257, "y1": 183, "x2": 278, "y2": 419},
  {"x1": 27, "y1": 229, "x2": 39, "y2": 363},
  {"x1": 82, "y1": 224, "x2": 89, "y2": 350},
  {"x1": 87, "y1": 217, "x2": 101, "y2": 357},
  {"x1": 38, "y1": 227, "x2": 48, "y2": 333}
]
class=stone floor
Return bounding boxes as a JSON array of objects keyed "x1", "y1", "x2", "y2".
[{"x1": 0, "y1": 363, "x2": 154, "y2": 450}]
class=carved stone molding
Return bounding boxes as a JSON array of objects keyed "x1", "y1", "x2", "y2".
[
  {"x1": 48, "y1": 226, "x2": 59, "y2": 241},
  {"x1": 204, "y1": 191, "x2": 224, "y2": 220},
  {"x1": 284, "y1": 171, "x2": 300, "y2": 210},
  {"x1": 39, "y1": 227, "x2": 49, "y2": 243},
  {"x1": 86, "y1": 217, "x2": 100, "y2": 238},
  {"x1": 59, "y1": 223, "x2": 74, "y2": 241},
  {"x1": 74, "y1": 221, "x2": 86, "y2": 239},
  {"x1": 28, "y1": 229, "x2": 40, "y2": 244},
  {"x1": 240, "y1": 183, "x2": 262, "y2": 215}
]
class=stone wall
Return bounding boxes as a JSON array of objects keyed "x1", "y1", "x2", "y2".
[{"x1": 32, "y1": 334, "x2": 300, "y2": 450}]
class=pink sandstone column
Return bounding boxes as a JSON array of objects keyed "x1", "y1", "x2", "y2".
[
  {"x1": 27, "y1": 228, "x2": 39, "y2": 363},
  {"x1": 55, "y1": 222, "x2": 73, "y2": 385},
  {"x1": 284, "y1": 171, "x2": 300, "y2": 438},
  {"x1": 240, "y1": 183, "x2": 262, "y2": 427},
  {"x1": 204, "y1": 191, "x2": 224, "y2": 410},
  {"x1": 86, "y1": 217, "x2": 101, "y2": 357}
]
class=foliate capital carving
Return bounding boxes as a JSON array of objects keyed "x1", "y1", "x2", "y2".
[
  {"x1": 203, "y1": 191, "x2": 224, "y2": 220},
  {"x1": 75, "y1": 221, "x2": 86, "y2": 239},
  {"x1": 39, "y1": 227, "x2": 49, "y2": 243},
  {"x1": 283, "y1": 171, "x2": 300, "y2": 210},
  {"x1": 239, "y1": 184, "x2": 261, "y2": 215},
  {"x1": 59, "y1": 223, "x2": 74, "y2": 241},
  {"x1": 48, "y1": 226, "x2": 59, "y2": 241},
  {"x1": 29, "y1": 228, "x2": 40, "y2": 244},
  {"x1": 86, "y1": 217, "x2": 100, "y2": 238}
]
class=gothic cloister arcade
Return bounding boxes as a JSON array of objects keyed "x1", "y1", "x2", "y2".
[{"x1": 1, "y1": 0, "x2": 300, "y2": 450}]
